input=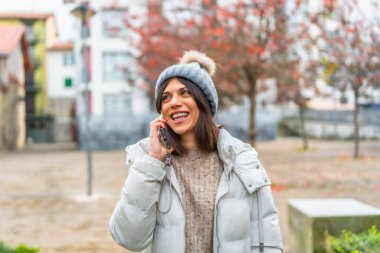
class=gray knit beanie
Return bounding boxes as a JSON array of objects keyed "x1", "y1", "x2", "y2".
[{"x1": 155, "y1": 50, "x2": 218, "y2": 116}]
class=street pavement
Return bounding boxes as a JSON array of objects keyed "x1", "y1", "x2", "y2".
[{"x1": 0, "y1": 138, "x2": 379, "y2": 253}]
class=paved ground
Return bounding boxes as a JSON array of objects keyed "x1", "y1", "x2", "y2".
[{"x1": 0, "y1": 138, "x2": 379, "y2": 253}]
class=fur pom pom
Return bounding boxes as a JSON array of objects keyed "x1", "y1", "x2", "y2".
[{"x1": 179, "y1": 50, "x2": 216, "y2": 76}]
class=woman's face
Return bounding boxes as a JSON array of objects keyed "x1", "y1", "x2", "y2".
[{"x1": 161, "y1": 79, "x2": 200, "y2": 138}]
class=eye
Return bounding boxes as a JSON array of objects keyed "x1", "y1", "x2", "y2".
[
  {"x1": 162, "y1": 94, "x2": 171, "y2": 103},
  {"x1": 181, "y1": 89, "x2": 191, "y2": 97}
]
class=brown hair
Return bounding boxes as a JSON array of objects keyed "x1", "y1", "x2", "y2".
[{"x1": 156, "y1": 77, "x2": 220, "y2": 156}]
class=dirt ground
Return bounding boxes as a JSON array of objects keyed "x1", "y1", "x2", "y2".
[{"x1": 0, "y1": 138, "x2": 379, "y2": 253}]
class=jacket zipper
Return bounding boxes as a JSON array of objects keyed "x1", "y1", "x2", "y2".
[
  {"x1": 168, "y1": 166, "x2": 186, "y2": 253},
  {"x1": 256, "y1": 188, "x2": 264, "y2": 252},
  {"x1": 215, "y1": 176, "x2": 230, "y2": 253},
  {"x1": 215, "y1": 149, "x2": 234, "y2": 252}
]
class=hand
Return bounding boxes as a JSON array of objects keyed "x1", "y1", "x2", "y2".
[{"x1": 149, "y1": 117, "x2": 172, "y2": 161}]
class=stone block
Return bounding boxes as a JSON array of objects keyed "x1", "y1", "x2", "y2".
[{"x1": 288, "y1": 198, "x2": 380, "y2": 253}]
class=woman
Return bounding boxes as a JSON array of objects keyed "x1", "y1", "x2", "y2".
[{"x1": 109, "y1": 51, "x2": 283, "y2": 253}]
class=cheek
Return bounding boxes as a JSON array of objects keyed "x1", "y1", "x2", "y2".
[
  {"x1": 191, "y1": 105, "x2": 200, "y2": 122},
  {"x1": 192, "y1": 112, "x2": 199, "y2": 124},
  {"x1": 161, "y1": 104, "x2": 170, "y2": 117}
]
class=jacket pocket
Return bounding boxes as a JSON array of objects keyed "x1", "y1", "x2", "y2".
[{"x1": 250, "y1": 215, "x2": 283, "y2": 249}]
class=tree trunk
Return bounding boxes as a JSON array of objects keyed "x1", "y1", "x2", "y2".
[
  {"x1": 299, "y1": 105, "x2": 308, "y2": 150},
  {"x1": 245, "y1": 67, "x2": 257, "y2": 147},
  {"x1": 353, "y1": 87, "x2": 360, "y2": 159},
  {"x1": 248, "y1": 83, "x2": 257, "y2": 147}
]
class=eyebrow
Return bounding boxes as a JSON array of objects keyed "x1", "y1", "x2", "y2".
[{"x1": 162, "y1": 87, "x2": 188, "y2": 95}]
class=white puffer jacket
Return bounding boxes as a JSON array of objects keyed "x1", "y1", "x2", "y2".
[{"x1": 109, "y1": 129, "x2": 283, "y2": 253}]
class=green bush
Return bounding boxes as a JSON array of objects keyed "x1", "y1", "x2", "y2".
[
  {"x1": 325, "y1": 226, "x2": 380, "y2": 253},
  {"x1": 0, "y1": 242, "x2": 13, "y2": 253},
  {"x1": 0, "y1": 242, "x2": 39, "y2": 253}
]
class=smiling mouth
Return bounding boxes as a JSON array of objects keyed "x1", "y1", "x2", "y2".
[{"x1": 171, "y1": 112, "x2": 189, "y2": 122}]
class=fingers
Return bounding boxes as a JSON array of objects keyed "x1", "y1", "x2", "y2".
[
  {"x1": 149, "y1": 117, "x2": 171, "y2": 161},
  {"x1": 150, "y1": 118, "x2": 168, "y2": 127},
  {"x1": 150, "y1": 118, "x2": 168, "y2": 137}
]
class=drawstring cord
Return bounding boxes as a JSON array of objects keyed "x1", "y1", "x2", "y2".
[{"x1": 256, "y1": 188, "x2": 265, "y2": 252}]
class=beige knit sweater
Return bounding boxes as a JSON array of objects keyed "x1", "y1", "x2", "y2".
[{"x1": 171, "y1": 148, "x2": 224, "y2": 253}]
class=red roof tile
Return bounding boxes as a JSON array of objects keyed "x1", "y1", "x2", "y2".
[
  {"x1": 48, "y1": 41, "x2": 73, "y2": 51},
  {"x1": 0, "y1": 24, "x2": 25, "y2": 56}
]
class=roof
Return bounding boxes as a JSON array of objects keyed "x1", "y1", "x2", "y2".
[
  {"x1": 48, "y1": 41, "x2": 73, "y2": 51},
  {"x1": 0, "y1": 12, "x2": 53, "y2": 20},
  {"x1": 0, "y1": 24, "x2": 26, "y2": 56}
]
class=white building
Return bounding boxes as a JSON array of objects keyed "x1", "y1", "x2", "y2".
[
  {"x1": 47, "y1": 41, "x2": 76, "y2": 142},
  {"x1": 73, "y1": 0, "x2": 149, "y2": 119}
]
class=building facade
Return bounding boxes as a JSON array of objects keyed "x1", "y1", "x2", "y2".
[
  {"x1": 73, "y1": 1, "x2": 149, "y2": 118},
  {"x1": 47, "y1": 42, "x2": 76, "y2": 142},
  {"x1": 71, "y1": 1, "x2": 150, "y2": 149},
  {"x1": 0, "y1": 13, "x2": 58, "y2": 143},
  {"x1": 0, "y1": 24, "x2": 32, "y2": 150}
]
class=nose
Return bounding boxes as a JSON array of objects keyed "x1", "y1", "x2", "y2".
[{"x1": 170, "y1": 94, "x2": 182, "y2": 107}]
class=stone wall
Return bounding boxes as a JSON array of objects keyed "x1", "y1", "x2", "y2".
[
  {"x1": 0, "y1": 78, "x2": 25, "y2": 150},
  {"x1": 281, "y1": 108, "x2": 380, "y2": 140}
]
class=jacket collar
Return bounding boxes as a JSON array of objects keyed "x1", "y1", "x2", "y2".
[
  {"x1": 217, "y1": 128, "x2": 257, "y2": 175},
  {"x1": 216, "y1": 129, "x2": 235, "y2": 175},
  {"x1": 126, "y1": 129, "x2": 263, "y2": 191},
  {"x1": 131, "y1": 128, "x2": 256, "y2": 176}
]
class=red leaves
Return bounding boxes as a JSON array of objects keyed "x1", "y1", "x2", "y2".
[
  {"x1": 127, "y1": 0, "x2": 305, "y2": 106},
  {"x1": 323, "y1": 0, "x2": 336, "y2": 13},
  {"x1": 186, "y1": 19, "x2": 196, "y2": 27},
  {"x1": 248, "y1": 45, "x2": 265, "y2": 55},
  {"x1": 211, "y1": 40, "x2": 219, "y2": 49},
  {"x1": 295, "y1": 0, "x2": 302, "y2": 8},
  {"x1": 218, "y1": 7, "x2": 233, "y2": 19},
  {"x1": 203, "y1": 15, "x2": 212, "y2": 26},
  {"x1": 214, "y1": 27, "x2": 224, "y2": 36},
  {"x1": 271, "y1": 183, "x2": 287, "y2": 192}
]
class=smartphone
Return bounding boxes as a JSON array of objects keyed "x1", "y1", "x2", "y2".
[{"x1": 159, "y1": 125, "x2": 172, "y2": 149}]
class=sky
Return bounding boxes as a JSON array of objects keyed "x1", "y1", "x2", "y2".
[{"x1": 0, "y1": 0, "x2": 76, "y2": 41}]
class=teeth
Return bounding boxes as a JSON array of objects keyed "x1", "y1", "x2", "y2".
[{"x1": 171, "y1": 112, "x2": 189, "y2": 119}]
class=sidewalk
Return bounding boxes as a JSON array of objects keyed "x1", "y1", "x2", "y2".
[
  {"x1": 24, "y1": 142, "x2": 78, "y2": 152},
  {"x1": 0, "y1": 138, "x2": 379, "y2": 253}
]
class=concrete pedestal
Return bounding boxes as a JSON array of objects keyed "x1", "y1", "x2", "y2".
[{"x1": 288, "y1": 198, "x2": 380, "y2": 253}]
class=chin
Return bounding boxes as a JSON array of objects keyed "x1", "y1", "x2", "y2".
[
  {"x1": 170, "y1": 125, "x2": 191, "y2": 136},
  {"x1": 171, "y1": 128, "x2": 186, "y2": 135}
]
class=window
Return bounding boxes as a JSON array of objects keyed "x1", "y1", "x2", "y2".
[
  {"x1": 63, "y1": 52, "x2": 75, "y2": 66},
  {"x1": 64, "y1": 77, "x2": 73, "y2": 88},
  {"x1": 102, "y1": 9, "x2": 127, "y2": 38},
  {"x1": 103, "y1": 52, "x2": 129, "y2": 82},
  {"x1": 103, "y1": 93, "x2": 131, "y2": 115}
]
